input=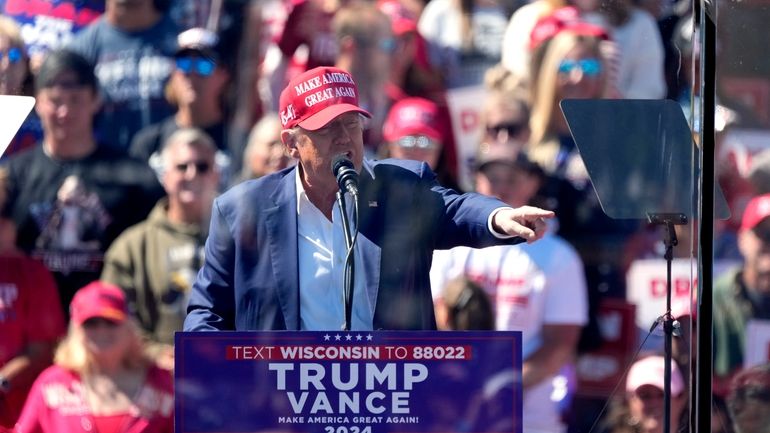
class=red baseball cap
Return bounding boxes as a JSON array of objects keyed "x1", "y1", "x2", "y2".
[
  {"x1": 529, "y1": 7, "x2": 609, "y2": 50},
  {"x1": 741, "y1": 193, "x2": 770, "y2": 231},
  {"x1": 70, "y1": 281, "x2": 128, "y2": 326},
  {"x1": 377, "y1": 0, "x2": 418, "y2": 35},
  {"x1": 383, "y1": 97, "x2": 443, "y2": 143},
  {"x1": 278, "y1": 66, "x2": 372, "y2": 131}
]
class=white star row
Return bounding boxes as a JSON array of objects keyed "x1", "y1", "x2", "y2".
[{"x1": 322, "y1": 334, "x2": 374, "y2": 342}]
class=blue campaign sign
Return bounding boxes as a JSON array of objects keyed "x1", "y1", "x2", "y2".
[{"x1": 175, "y1": 331, "x2": 522, "y2": 433}]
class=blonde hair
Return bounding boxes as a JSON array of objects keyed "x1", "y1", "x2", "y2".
[
  {"x1": 54, "y1": 319, "x2": 150, "y2": 374},
  {"x1": 528, "y1": 32, "x2": 603, "y2": 171},
  {"x1": 483, "y1": 65, "x2": 530, "y2": 118},
  {"x1": 0, "y1": 16, "x2": 24, "y2": 48},
  {"x1": 484, "y1": 64, "x2": 530, "y2": 96}
]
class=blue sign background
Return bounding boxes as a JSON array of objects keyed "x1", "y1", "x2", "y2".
[{"x1": 175, "y1": 331, "x2": 522, "y2": 433}]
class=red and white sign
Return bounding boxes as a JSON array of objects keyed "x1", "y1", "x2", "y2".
[
  {"x1": 626, "y1": 258, "x2": 739, "y2": 330},
  {"x1": 445, "y1": 85, "x2": 487, "y2": 192},
  {"x1": 626, "y1": 259, "x2": 696, "y2": 329}
]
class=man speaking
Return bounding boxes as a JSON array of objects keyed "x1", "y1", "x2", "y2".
[{"x1": 184, "y1": 66, "x2": 554, "y2": 331}]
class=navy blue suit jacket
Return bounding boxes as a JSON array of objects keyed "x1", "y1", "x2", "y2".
[{"x1": 184, "y1": 159, "x2": 524, "y2": 331}]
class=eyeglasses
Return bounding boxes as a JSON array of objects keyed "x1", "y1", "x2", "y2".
[
  {"x1": 173, "y1": 161, "x2": 212, "y2": 174},
  {"x1": 486, "y1": 122, "x2": 526, "y2": 138},
  {"x1": 175, "y1": 57, "x2": 216, "y2": 76},
  {"x1": 558, "y1": 58, "x2": 602, "y2": 77},
  {"x1": 1, "y1": 47, "x2": 22, "y2": 64},
  {"x1": 397, "y1": 135, "x2": 437, "y2": 149}
]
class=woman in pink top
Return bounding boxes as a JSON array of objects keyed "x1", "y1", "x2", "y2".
[{"x1": 14, "y1": 281, "x2": 174, "y2": 433}]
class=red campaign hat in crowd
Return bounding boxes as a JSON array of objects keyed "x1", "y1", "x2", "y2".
[
  {"x1": 383, "y1": 97, "x2": 443, "y2": 143},
  {"x1": 529, "y1": 6, "x2": 610, "y2": 51},
  {"x1": 70, "y1": 281, "x2": 128, "y2": 326},
  {"x1": 279, "y1": 66, "x2": 372, "y2": 131},
  {"x1": 741, "y1": 193, "x2": 770, "y2": 231},
  {"x1": 377, "y1": 0, "x2": 418, "y2": 35}
]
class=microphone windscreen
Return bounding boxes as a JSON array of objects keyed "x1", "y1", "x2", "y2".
[{"x1": 331, "y1": 154, "x2": 354, "y2": 176}]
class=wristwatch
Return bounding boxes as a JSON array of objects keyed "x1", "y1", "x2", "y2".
[{"x1": 0, "y1": 375, "x2": 10, "y2": 393}]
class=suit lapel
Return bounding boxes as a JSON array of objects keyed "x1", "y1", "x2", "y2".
[
  {"x1": 357, "y1": 233, "x2": 381, "y2": 324},
  {"x1": 358, "y1": 160, "x2": 382, "y2": 323},
  {"x1": 264, "y1": 170, "x2": 300, "y2": 330}
]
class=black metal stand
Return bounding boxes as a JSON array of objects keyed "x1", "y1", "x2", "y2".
[
  {"x1": 696, "y1": 0, "x2": 717, "y2": 431},
  {"x1": 336, "y1": 190, "x2": 358, "y2": 331},
  {"x1": 648, "y1": 212, "x2": 688, "y2": 433}
]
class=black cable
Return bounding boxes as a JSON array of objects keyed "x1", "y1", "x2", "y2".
[
  {"x1": 337, "y1": 190, "x2": 359, "y2": 330},
  {"x1": 585, "y1": 317, "x2": 672, "y2": 433},
  {"x1": 343, "y1": 192, "x2": 360, "y2": 330}
]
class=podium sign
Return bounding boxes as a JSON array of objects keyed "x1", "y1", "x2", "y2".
[{"x1": 176, "y1": 331, "x2": 522, "y2": 433}]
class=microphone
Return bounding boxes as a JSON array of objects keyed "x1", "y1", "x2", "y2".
[{"x1": 331, "y1": 154, "x2": 359, "y2": 196}]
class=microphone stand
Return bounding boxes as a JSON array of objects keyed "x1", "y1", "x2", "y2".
[
  {"x1": 336, "y1": 189, "x2": 359, "y2": 330},
  {"x1": 647, "y1": 212, "x2": 687, "y2": 433}
]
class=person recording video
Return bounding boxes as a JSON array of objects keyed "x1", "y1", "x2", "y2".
[{"x1": 183, "y1": 66, "x2": 554, "y2": 332}]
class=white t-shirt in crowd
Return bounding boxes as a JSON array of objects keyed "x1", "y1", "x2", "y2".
[
  {"x1": 582, "y1": 8, "x2": 666, "y2": 99},
  {"x1": 418, "y1": 0, "x2": 509, "y2": 88},
  {"x1": 431, "y1": 234, "x2": 588, "y2": 433}
]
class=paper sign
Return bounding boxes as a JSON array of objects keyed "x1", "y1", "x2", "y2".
[
  {"x1": 175, "y1": 331, "x2": 522, "y2": 433},
  {"x1": 445, "y1": 85, "x2": 487, "y2": 191},
  {"x1": 745, "y1": 319, "x2": 770, "y2": 369},
  {"x1": 626, "y1": 258, "x2": 739, "y2": 329},
  {"x1": 0, "y1": 95, "x2": 35, "y2": 156}
]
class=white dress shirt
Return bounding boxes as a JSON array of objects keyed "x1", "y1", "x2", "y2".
[
  {"x1": 295, "y1": 167, "x2": 374, "y2": 330},
  {"x1": 294, "y1": 162, "x2": 513, "y2": 330}
]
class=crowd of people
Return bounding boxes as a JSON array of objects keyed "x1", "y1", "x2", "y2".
[{"x1": 1, "y1": 0, "x2": 769, "y2": 432}]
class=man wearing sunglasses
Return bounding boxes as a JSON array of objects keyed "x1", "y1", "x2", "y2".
[
  {"x1": 103, "y1": 128, "x2": 219, "y2": 368},
  {"x1": 184, "y1": 66, "x2": 554, "y2": 333},
  {"x1": 130, "y1": 27, "x2": 234, "y2": 189}
]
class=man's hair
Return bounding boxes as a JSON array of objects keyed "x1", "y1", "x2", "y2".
[
  {"x1": 35, "y1": 49, "x2": 98, "y2": 94},
  {"x1": 158, "y1": 127, "x2": 217, "y2": 171},
  {"x1": 332, "y1": 1, "x2": 390, "y2": 44},
  {"x1": 443, "y1": 276, "x2": 495, "y2": 330},
  {"x1": 727, "y1": 363, "x2": 770, "y2": 432},
  {"x1": 244, "y1": 114, "x2": 282, "y2": 157}
]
